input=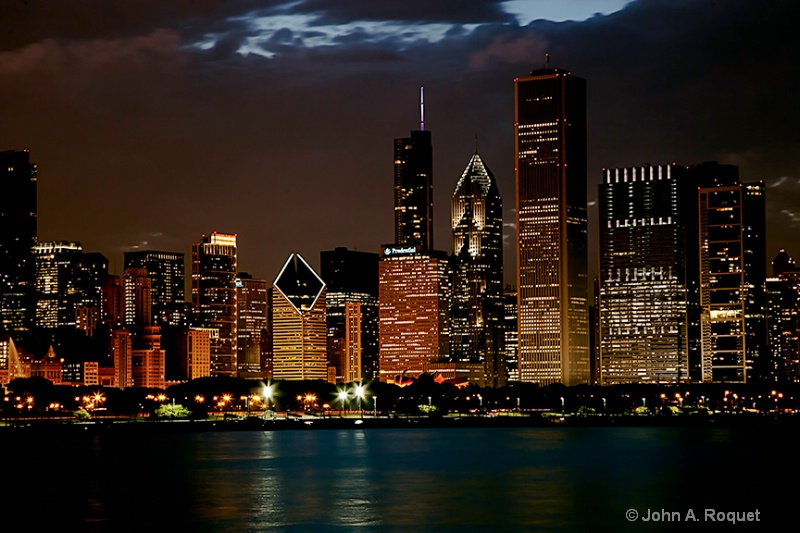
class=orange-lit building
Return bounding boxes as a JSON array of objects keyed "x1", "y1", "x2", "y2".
[
  {"x1": 515, "y1": 66, "x2": 590, "y2": 386},
  {"x1": 378, "y1": 245, "x2": 451, "y2": 382},
  {"x1": 132, "y1": 326, "x2": 165, "y2": 389},
  {"x1": 272, "y1": 254, "x2": 327, "y2": 381},
  {"x1": 30, "y1": 345, "x2": 62, "y2": 384},
  {"x1": 179, "y1": 328, "x2": 212, "y2": 380},
  {"x1": 113, "y1": 328, "x2": 133, "y2": 389}
]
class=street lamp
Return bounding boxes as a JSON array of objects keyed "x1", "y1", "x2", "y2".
[
  {"x1": 337, "y1": 389, "x2": 348, "y2": 416},
  {"x1": 263, "y1": 384, "x2": 274, "y2": 411},
  {"x1": 602, "y1": 397, "x2": 607, "y2": 415},
  {"x1": 355, "y1": 384, "x2": 365, "y2": 417},
  {"x1": 374, "y1": 396, "x2": 378, "y2": 417},
  {"x1": 560, "y1": 396, "x2": 565, "y2": 414}
]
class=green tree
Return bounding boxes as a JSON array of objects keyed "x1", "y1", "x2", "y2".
[{"x1": 155, "y1": 403, "x2": 191, "y2": 419}]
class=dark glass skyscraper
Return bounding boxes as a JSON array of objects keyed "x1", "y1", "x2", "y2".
[
  {"x1": 691, "y1": 163, "x2": 766, "y2": 383},
  {"x1": 514, "y1": 66, "x2": 589, "y2": 386},
  {"x1": 394, "y1": 128, "x2": 433, "y2": 252},
  {"x1": 450, "y1": 150, "x2": 505, "y2": 387},
  {"x1": 0, "y1": 150, "x2": 37, "y2": 338},
  {"x1": 320, "y1": 247, "x2": 379, "y2": 382}
]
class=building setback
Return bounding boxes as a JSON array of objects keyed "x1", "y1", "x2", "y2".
[{"x1": 514, "y1": 65, "x2": 589, "y2": 385}]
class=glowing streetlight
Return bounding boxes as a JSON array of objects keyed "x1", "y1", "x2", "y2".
[
  {"x1": 263, "y1": 384, "x2": 273, "y2": 410},
  {"x1": 560, "y1": 396, "x2": 565, "y2": 414},
  {"x1": 355, "y1": 384, "x2": 366, "y2": 417},
  {"x1": 337, "y1": 389, "x2": 348, "y2": 415}
]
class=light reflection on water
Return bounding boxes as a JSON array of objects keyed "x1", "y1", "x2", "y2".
[{"x1": 3, "y1": 426, "x2": 796, "y2": 531}]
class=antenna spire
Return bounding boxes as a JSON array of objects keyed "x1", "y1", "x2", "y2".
[
  {"x1": 545, "y1": 53, "x2": 550, "y2": 68},
  {"x1": 474, "y1": 133, "x2": 478, "y2": 154},
  {"x1": 420, "y1": 86, "x2": 425, "y2": 130}
]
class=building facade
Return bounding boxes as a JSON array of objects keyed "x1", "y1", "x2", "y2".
[
  {"x1": 123, "y1": 250, "x2": 186, "y2": 326},
  {"x1": 514, "y1": 66, "x2": 589, "y2": 385},
  {"x1": 378, "y1": 246, "x2": 451, "y2": 383},
  {"x1": 236, "y1": 272, "x2": 268, "y2": 378}
]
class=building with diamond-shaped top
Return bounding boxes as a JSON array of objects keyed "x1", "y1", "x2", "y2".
[{"x1": 272, "y1": 253, "x2": 328, "y2": 381}]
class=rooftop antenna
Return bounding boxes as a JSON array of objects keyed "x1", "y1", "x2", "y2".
[
  {"x1": 420, "y1": 86, "x2": 425, "y2": 131},
  {"x1": 545, "y1": 53, "x2": 550, "y2": 68},
  {"x1": 474, "y1": 133, "x2": 478, "y2": 154}
]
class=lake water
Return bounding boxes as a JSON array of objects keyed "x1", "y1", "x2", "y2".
[{"x1": 3, "y1": 425, "x2": 793, "y2": 531}]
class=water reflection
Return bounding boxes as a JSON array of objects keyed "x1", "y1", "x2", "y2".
[{"x1": 2, "y1": 426, "x2": 796, "y2": 531}]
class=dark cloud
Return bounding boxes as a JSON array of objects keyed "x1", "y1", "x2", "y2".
[
  {"x1": 1, "y1": 0, "x2": 799, "y2": 284},
  {"x1": 287, "y1": 0, "x2": 515, "y2": 25}
]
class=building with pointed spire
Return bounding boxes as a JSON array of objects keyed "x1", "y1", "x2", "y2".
[
  {"x1": 514, "y1": 65, "x2": 590, "y2": 386},
  {"x1": 394, "y1": 88, "x2": 434, "y2": 252},
  {"x1": 450, "y1": 148, "x2": 505, "y2": 387},
  {"x1": 272, "y1": 253, "x2": 327, "y2": 381}
]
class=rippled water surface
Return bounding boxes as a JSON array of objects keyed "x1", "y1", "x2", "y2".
[{"x1": 4, "y1": 426, "x2": 794, "y2": 531}]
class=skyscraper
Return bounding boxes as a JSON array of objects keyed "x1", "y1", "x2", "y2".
[
  {"x1": 192, "y1": 232, "x2": 238, "y2": 377},
  {"x1": 514, "y1": 65, "x2": 589, "y2": 385},
  {"x1": 766, "y1": 250, "x2": 800, "y2": 383},
  {"x1": 693, "y1": 164, "x2": 766, "y2": 383},
  {"x1": 272, "y1": 253, "x2": 327, "y2": 381},
  {"x1": 320, "y1": 247, "x2": 379, "y2": 382},
  {"x1": 378, "y1": 246, "x2": 451, "y2": 383},
  {"x1": 124, "y1": 267, "x2": 152, "y2": 328},
  {"x1": 598, "y1": 165, "x2": 691, "y2": 384},
  {"x1": 450, "y1": 149, "x2": 505, "y2": 387},
  {"x1": 236, "y1": 272, "x2": 268, "y2": 379},
  {"x1": 32, "y1": 241, "x2": 83, "y2": 329},
  {"x1": 394, "y1": 91, "x2": 433, "y2": 252},
  {"x1": 123, "y1": 250, "x2": 186, "y2": 326},
  {"x1": 0, "y1": 150, "x2": 37, "y2": 339}
]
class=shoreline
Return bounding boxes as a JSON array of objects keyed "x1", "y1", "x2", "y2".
[{"x1": 3, "y1": 412, "x2": 800, "y2": 434}]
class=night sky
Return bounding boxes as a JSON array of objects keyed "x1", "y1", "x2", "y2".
[{"x1": 2, "y1": 0, "x2": 798, "y2": 286}]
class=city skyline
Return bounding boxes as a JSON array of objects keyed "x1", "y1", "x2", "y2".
[{"x1": 2, "y1": 1, "x2": 798, "y2": 285}]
